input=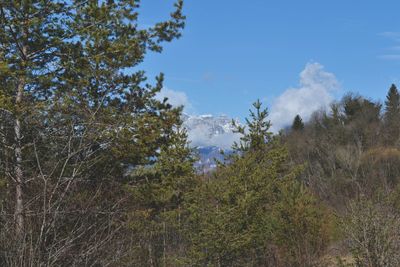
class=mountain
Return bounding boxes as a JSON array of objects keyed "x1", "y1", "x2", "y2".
[
  {"x1": 194, "y1": 146, "x2": 225, "y2": 172},
  {"x1": 182, "y1": 114, "x2": 240, "y2": 171}
]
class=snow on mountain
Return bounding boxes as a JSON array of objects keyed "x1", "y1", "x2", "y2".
[
  {"x1": 182, "y1": 114, "x2": 240, "y2": 150},
  {"x1": 193, "y1": 146, "x2": 224, "y2": 172},
  {"x1": 182, "y1": 114, "x2": 240, "y2": 171}
]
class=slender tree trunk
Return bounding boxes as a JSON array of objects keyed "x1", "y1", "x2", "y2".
[
  {"x1": 14, "y1": 15, "x2": 28, "y2": 237},
  {"x1": 178, "y1": 204, "x2": 181, "y2": 253},
  {"x1": 14, "y1": 76, "x2": 25, "y2": 237},
  {"x1": 0, "y1": 122, "x2": 7, "y2": 171},
  {"x1": 148, "y1": 242, "x2": 154, "y2": 267},
  {"x1": 163, "y1": 208, "x2": 167, "y2": 267}
]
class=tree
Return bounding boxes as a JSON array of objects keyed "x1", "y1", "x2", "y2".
[
  {"x1": 232, "y1": 99, "x2": 272, "y2": 152},
  {"x1": 384, "y1": 84, "x2": 400, "y2": 144},
  {"x1": 0, "y1": 0, "x2": 70, "y2": 238},
  {"x1": 385, "y1": 84, "x2": 400, "y2": 120},
  {"x1": 344, "y1": 199, "x2": 400, "y2": 267},
  {"x1": 127, "y1": 124, "x2": 197, "y2": 266},
  {"x1": 187, "y1": 101, "x2": 332, "y2": 266},
  {"x1": 0, "y1": 1, "x2": 186, "y2": 265},
  {"x1": 342, "y1": 94, "x2": 381, "y2": 148},
  {"x1": 292, "y1": 114, "x2": 305, "y2": 131}
]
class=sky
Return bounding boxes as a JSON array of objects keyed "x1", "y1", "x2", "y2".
[{"x1": 139, "y1": 0, "x2": 400, "y2": 131}]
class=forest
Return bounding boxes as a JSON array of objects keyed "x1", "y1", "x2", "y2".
[{"x1": 1, "y1": 1, "x2": 400, "y2": 267}]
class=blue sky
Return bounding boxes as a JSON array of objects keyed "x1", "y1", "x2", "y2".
[{"x1": 139, "y1": 0, "x2": 400, "y2": 130}]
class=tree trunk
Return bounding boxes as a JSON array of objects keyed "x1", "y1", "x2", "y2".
[
  {"x1": 13, "y1": 16, "x2": 28, "y2": 237},
  {"x1": 148, "y1": 242, "x2": 154, "y2": 267},
  {"x1": 163, "y1": 208, "x2": 167, "y2": 267},
  {"x1": 14, "y1": 76, "x2": 25, "y2": 237}
]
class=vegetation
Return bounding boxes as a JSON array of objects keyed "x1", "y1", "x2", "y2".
[
  {"x1": 292, "y1": 114, "x2": 305, "y2": 131},
  {"x1": 1, "y1": 1, "x2": 400, "y2": 267}
]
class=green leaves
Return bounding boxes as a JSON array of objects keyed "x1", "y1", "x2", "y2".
[
  {"x1": 233, "y1": 99, "x2": 273, "y2": 152},
  {"x1": 185, "y1": 101, "x2": 331, "y2": 266},
  {"x1": 384, "y1": 84, "x2": 400, "y2": 145},
  {"x1": 0, "y1": 1, "x2": 188, "y2": 265},
  {"x1": 292, "y1": 114, "x2": 305, "y2": 131}
]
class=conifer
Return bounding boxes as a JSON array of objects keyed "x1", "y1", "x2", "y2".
[
  {"x1": 0, "y1": 1, "x2": 187, "y2": 264},
  {"x1": 232, "y1": 99, "x2": 272, "y2": 152},
  {"x1": 384, "y1": 84, "x2": 400, "y2": 144},
  {"x1": 292, "y1": 114, "x2": 305, "y2": 131}
]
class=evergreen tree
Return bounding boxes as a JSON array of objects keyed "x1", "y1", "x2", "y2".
[
  {"x1": 127, "y1": 124, "x2": 197, "y2": 265},
  {"x1": 187, "y1": 101, "x2": 331, "y2": 266},
  {"x1": 232, "y1": 99, "x2": 272, "y2": 152},
  {"x1": 0, "y1": 1, "x2": 187, "y2": 265},
  {"x1": 0, "y1": 0, "x2": 70, "y2": 238},
  {"x1": 385, "y1": 84, "x2": 400, "y2": 118},
  {"x1": 384, "y1": 84, "x2": 400, "y2": 144},
  {"x1": 292, "y1": 114, "x2": 305, "y2": 131}
]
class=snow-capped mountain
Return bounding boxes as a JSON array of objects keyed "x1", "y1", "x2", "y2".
[
  {"x1": 182, "y1": 114, "x2": 240, "y2": 149},
  {"x1": 182, "y1": 114, "x2": 240, "y2": 171},
  {"x1": 193, "y1": 146, "x2": 225, "y2": 172},
  {"x1": 182, "y1": 114, "x2": 236, "y2": 137}
]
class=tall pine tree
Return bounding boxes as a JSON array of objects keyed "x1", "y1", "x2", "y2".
[
  {"x1": 186, "y1": 100, "x2": 331, "y2": 266},
  {"x1": 384, "y1": 84, "x2": 400, "y2": 144},
  {"x1": 127, "y1": 123, "x2": 197, "y2": 265},
  {"x1": 0, "y1": 1, "x2": 187, "y2": 265},
  {"x1": 232, "y1": 99, "x2": 272, "y2": 152},
  {"x1": 292, "y1": 114, "x2": 305, "y2": 131}
]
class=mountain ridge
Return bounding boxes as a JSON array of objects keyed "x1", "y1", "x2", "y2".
[{"x1": 182, "y1": 113, "x2": 239, "y2": 171}]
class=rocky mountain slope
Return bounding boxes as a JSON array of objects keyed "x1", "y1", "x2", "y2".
[{"x1": 182, "y1": 114, "x2": 239, "y2": 171}]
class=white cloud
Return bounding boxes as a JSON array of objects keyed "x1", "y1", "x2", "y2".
[
  {"x1": 156, "y1": 89, "x2": 239, "y2": 149},
  {"x1": 379, "y1": 31, "x2": 400, "y2": 41},
  {"x1": 378, "y1": 32, "x2": 400, "y2": 60},
  {"x1": 183, "y1": 115, "x2": 241, "y2": 150},
  {"x1": 187, "y1": 125, "x2": 240, "y2": 150},
  {"x1": 156, "y1": 88, "x2": 192, "y2": 111},
  {"x1": 378, "y1": 54, "x2": 400, "y2": 60},
  {"x1": 269, "y1": 62, "x2": 340, "y2": 132}
]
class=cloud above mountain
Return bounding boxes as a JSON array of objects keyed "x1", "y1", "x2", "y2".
[
  {"x1": 156, "y1": 62, "x2": 340, "y2": 148},
  {"x1": 183, "y1": 115, "x2": 241, "y2": 150},
  {"x1": 269, "y1": 62, "x2": 340, "y2": 132},
  {"x1": 156, "y1": 88, "x2": 192, "y2": 111},
  {"x1": 187, "y1": 124, "x2": 240, "y2": 149},
  {"x1": 156, "y1": 88, "x2": 239, "y2": 149}
]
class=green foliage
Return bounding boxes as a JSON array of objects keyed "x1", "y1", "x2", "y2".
[
  {"x1": 385, "y1": 84, "x2": 400, "y2": 121},
  {"x1": 284, "y1": 89, "x2": 400, "y2": 265},
  {"x1": 186, "y1": 143, "x2": 331, "y2": 266},
  {"x1": 232, "y1": 99, "x2": 272, "y2": 152},
  {"x1": 0, "y1": 1, "x2": 188, "y2": 265},
  {"x1": 126, "y1": 125, "x2": 197, "y2": 265},
  {"x1": 384, "y1": 84, "x2": 400, "y2": 145},
  {"x1": 292, "y1": 114, "x2": 305, "y2": 131},
  {"x1": 3, "y1": 1, "x2": 400, "y2": 265},
  {"x1": 272, "y1": 174, "x2": 332, "y2": 266},
  {"x1": 186, "y1": 101, "x2": 332, "y2": 266}
]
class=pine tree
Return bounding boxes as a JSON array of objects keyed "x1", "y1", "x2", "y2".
[
  {"x1": 292, "y1": 114, "x2": 305, "y2": 131},
  {"x1": 385, "y1": 84, "x2": 400, "y2": 118},
  {"x1": 186, "y1": 101, "x2": 331, "y2": 266},
  {"x1": 0, "y1": 1, "x2": 187, "y2": 265},
  {"x1": 127, "y1": 124, "x2": 197, "y2": 265},
  {"x1": 0, "y1": 0, "x2": 70, "y2": 238},
  {"x1": 232, "y1": 99, "x2": 272, "y2": 152},
  {"x1": 384, "y1": 84, "x2": 400, "y2": 144}
]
